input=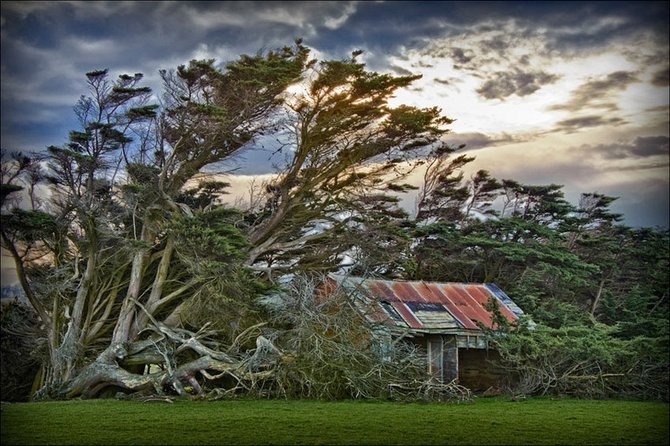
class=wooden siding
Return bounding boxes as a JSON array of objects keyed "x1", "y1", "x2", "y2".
[{"x1": 458, "y1": 349, "x2": 505, "y2": 391}]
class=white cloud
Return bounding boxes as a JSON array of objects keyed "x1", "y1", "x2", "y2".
[
  {"x1": 177, "y1": 2, "x2": 357, "y2": 37},
  {"x1": 189, "y1": 42, "x2": 228, "y2": 62},
  {"x1": 323, "y1": 1, "x2": 357, "y2": 30},
  {"x1": 382, "y1": 17, "x2": 666, "y2": 142},
  {"x1": 64, "y1": 36, "x2": 118, "y2": 55},
  {"x1": 182, "y1": 6, "x2": 249, "y2": 29}
]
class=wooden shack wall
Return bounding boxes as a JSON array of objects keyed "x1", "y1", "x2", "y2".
[
  {"x1": 407, "y1": 334, "x2": 506, "y2": 390},
  {"x1": 457, "y1": 349, "x2": 505, "y2": 391},
  {"x1": 418, "y1": 335, "x2": 458, "y2": 383}
]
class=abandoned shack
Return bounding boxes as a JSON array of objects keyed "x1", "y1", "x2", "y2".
[{"x1": 326, "y1": 274, "x2": 527, "y2": 390}]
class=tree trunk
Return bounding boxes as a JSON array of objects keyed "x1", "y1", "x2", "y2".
[
  {"x1": 52, "y1": 245, "x2": 97, "y2": 384},
  {"x1": 0, "y1": 230, "x2": 49, "y2": 324},
  {"x1": 64, "y1": 344, "x2": 163, "y2": 398},
  {"x1": 112, "y1": 220, "x2": 152, "y2": 345},
  {"x1": 248, "y1": 197, "x2": 289, "y2": 246},
  {"x1": 133, "y1": 236, "x2": 175, "y2": 338},
  {"x1": 590, "y1": 277, "x2": 606, "y2": 316}
]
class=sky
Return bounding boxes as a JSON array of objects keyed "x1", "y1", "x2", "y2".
[{"x1": 1, "y1": 0, "x2": 669, "y2": 234}]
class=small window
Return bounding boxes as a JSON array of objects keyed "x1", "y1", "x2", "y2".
[
  {"x1": 406, "y1": 302, "x2": 446, "y2": 312},
  {"x1": 379, "y1": 301, "x2": 404, "y2": 321}
]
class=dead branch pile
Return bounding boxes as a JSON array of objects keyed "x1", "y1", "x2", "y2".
[
  {"x1": 55, "y1": 275, "x2": 470, "y2": 402},
  {"x1": 246, "y1": 275, "x2": 471, "y2": 401}
]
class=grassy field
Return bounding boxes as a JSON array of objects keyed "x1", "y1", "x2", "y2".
[{"x1": 1, "y1": 397, "x2": 668, "y2": 445}]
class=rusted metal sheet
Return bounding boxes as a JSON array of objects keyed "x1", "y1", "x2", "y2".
[
  {"x1": 362, "y1": 302, "x2": 391, "y2": 324},
  {"x1": 328, "y1": 275, "x2": 525, "y2": 334},
  {"x1": 366, "y1": 281, "x2": 398, "y2": 302},
  {"x1": 390, "y1": 301, "x2": 423, "y2": 329},
  {"x1": 446, "y1": 285, "x2": 494, "y2": 328},
  {"x1": 391, "y1": 281, "x2": 427, "y2": 303},
  {"x1": 424, "y1": 283, "x2": 478, "y2": 329},
  {"x1": 464, "y1": 285, "x2": 516, "y2": 323},
  {"x1": 416, "y1": 282, "x2": 444, "y2": 304}
]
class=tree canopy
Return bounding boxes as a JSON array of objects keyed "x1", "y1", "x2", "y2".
[{"x1": 1, "y1": 41, "x2": 667, "y2": 402}]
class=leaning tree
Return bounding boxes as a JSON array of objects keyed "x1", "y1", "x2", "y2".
[{"x1": 1, "y1": 41, "x2": 455, "y2": 399}]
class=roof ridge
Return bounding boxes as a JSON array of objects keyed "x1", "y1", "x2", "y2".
[{"x1": 329, "y1": 273, "x2": 491, "y2": 287}]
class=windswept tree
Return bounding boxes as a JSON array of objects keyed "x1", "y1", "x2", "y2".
[
  {"x1": 2, "y1": 68, "x2": 162, "y2": 392},
  {"x1": 243, "y1": 51, "x2": 453, "y2": 277},
  {"x1": 1, "y1": 42, "x2": 454, "y2": 399},
  {"x1": 108, "y1": 43, "x2": 311, "y2": 354},
  {"x1": 0, "y1": 42, "x2": 310, "y2": 398}
]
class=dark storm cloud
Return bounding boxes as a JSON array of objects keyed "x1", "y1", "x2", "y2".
[
  {"x1": 0, "y1": 104, "x2": 76, "y2": 151},
  {"x1": 0, "y1": 1, "x2": 360, "y2": 152},
  {"x1": 626, "y1": 136, "x2": 670, "y2": 158},
  {"x1": 499, "y1": 2, "x2": 668, "y2": 55},
  {"x1": 611, "y1": 161, "x2": 670, "y2": 172},
  {"x1": 450, "y1": 48, "x2": 475, "y2": 64},
  {"x1": 313, "y1": 1, "x2": 667, "y2": 75},
  {"x1": 622, "y1": 180, "x2": 669, "y2": 229},
  {"x1": 583, "y1": 177, "x2": 670, "y2": 229},
  {"x1": 411, "y1": 2, "x2": 666, "y2": 105},
  {"x1": 554, "y1": 115, "x2": 628, "y2": 133},
  {"x1": 580, "y1": 136, "x2": 669, "y2": 160},
  {"x1": 644, "y1": 105, "x2": 670, "y2": 114},
  {"x1": 0, "y1": 1, "x2": 361, "y2": 67},
  {"x1": 549, "y1": 71, "x2": 639, "y2": 112},
  {"x1": 389, "y1": 64, "x2": 414, "y2": 76},
  {"x1": 480, "y1": 36, "x2": 510, "y2": 54},
  {"x1": 413, "y1": 21, "x2": 569, "y2": 101},
  {"x1": 434, "y1": 77, "x2": 463, "y2": 86},
  {"x1": 1, "y1": 1, "x2": 668, "y2": 228},
  {"x1": 473, "y1": 143, "x2": 669, "y2": 228},
  {"x1": 1, "y1": 1, "x2": 664, "y2": 148},
  {"x1": 651, "y1": 67, "x2": 669, "y2": 87},
  {"x1": 446, "y1": 132, "x2": 521, "y2": 150},
  {"x1": 418, "y1": 2, "x2": 667, "y2": 63},
  {"x1": 476, "y1": 70, "x2": 560, "y2": 100}
]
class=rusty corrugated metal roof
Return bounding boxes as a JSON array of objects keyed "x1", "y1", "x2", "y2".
[{"x1": 330, "y1": 274, "x2": 524, "y2": 333}]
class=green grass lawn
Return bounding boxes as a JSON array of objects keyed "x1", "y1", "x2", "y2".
[{"x1": 1, "y1": 397, "x2": 668, "y2": 445}]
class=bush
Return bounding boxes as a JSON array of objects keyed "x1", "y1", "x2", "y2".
[
  {"x1": 488, "y1": 320, "x2": 669, "y2": 401},
  {"x1": 1, "y1": 300, "x2": 42, "y2": 401}
]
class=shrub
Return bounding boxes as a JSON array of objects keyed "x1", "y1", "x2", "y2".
[{"x1": 1, "y1": 300, "x2": 42, "y2": 401}]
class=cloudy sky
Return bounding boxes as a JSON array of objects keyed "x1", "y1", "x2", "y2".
[{"x1": 1, "y1": 1, "x2": 669, "y2": 229}]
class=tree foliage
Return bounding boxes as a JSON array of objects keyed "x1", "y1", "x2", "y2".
[
  {"x1": 0, "y1": 41, "x2": 667, "y2": 402},
  {"x1": 0, "y1": 42, "x2": 455, "y2": 400},
  {"x1": 403, "y1": 151, "x2": 668, "y2": 400}
]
